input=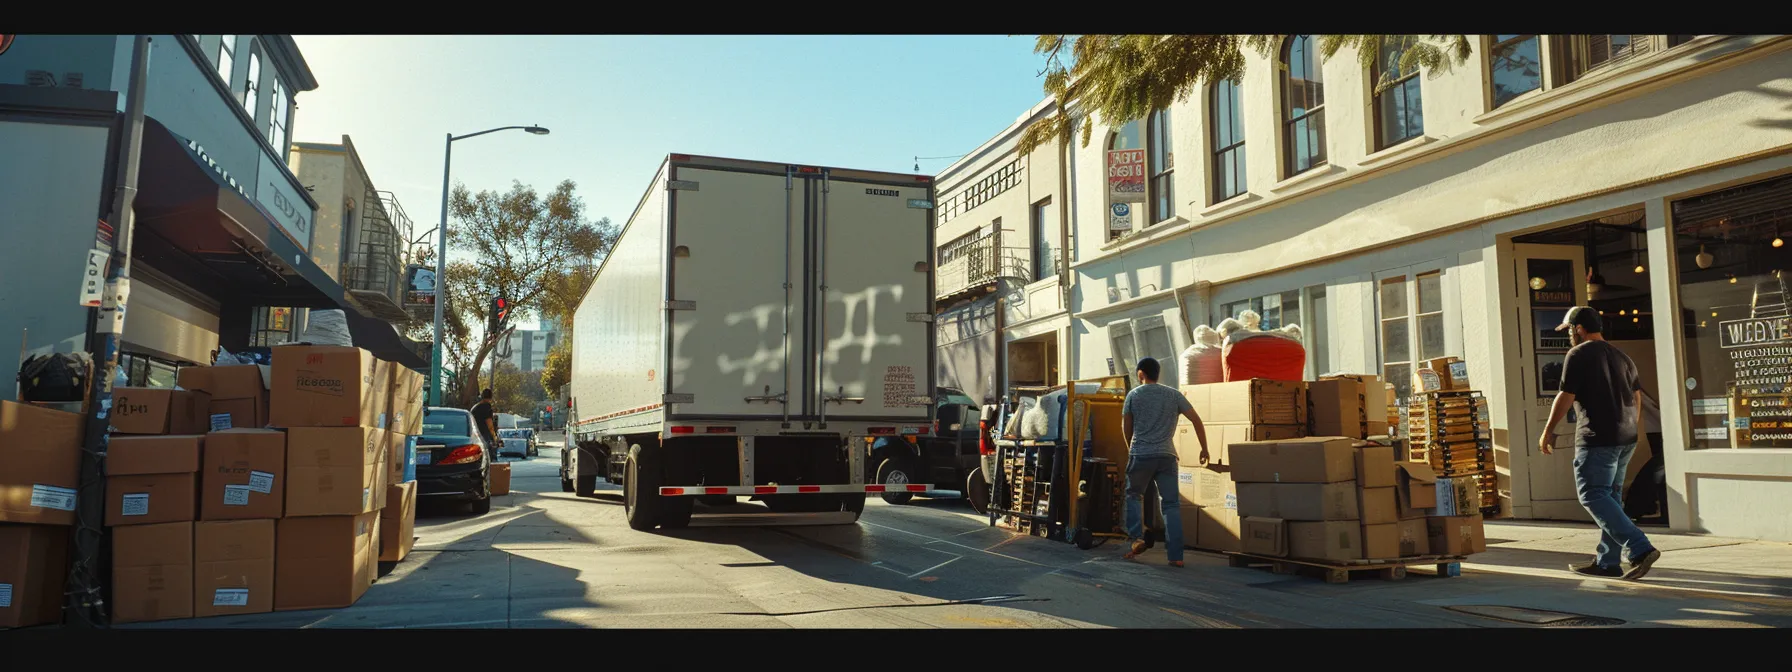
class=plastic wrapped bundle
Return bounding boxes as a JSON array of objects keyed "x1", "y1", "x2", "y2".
[
  {"x1": 1180, "y1": 325, "x2": 1225, "y2": 386},
  {"x1": 297, "y1": 309, "x2": 355, "y2": 347},
  {"x1": 1220, "y1": 310, "x2": 1307, "y2": 382}
]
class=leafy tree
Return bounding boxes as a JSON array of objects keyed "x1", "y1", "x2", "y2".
[
  {"x1": 1016, "y1": 35, "x2": 1472, "y2": 155},
  {"x1": 540, "y1": 339, "x2": 572, "y2": 400},
  {"x1": 407, "y1": 179, "x2": 615, "y2": 407}
]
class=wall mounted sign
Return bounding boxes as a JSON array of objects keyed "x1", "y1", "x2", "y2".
[
  {"x1": 257, "y1": 152, "x2": 313, "y2": 252},
  {"x1": 1106, "y1": 148, "x2": 1147, "y2": 203}
]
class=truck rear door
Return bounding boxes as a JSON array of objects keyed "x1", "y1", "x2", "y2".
[{"x1": 809, "y1": 172, "x2": 935, "y2": 422}]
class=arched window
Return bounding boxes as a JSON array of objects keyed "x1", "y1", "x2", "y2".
[
  {"x1": 1210, "y1": 78, "x2": 1246, "y2": 203},
  {"x1": 242, "y1": 48, "x2": 261, "y2": 118},
  {"x1": 1280, "y1": 35, "x2": 1327, "y2": 177},
  {"x1": 1147, "y1": 108, "x2": 1175, "y2": 224},
  {"x1": 1106, "y1": 119, "x2": 1145, "y2": 241},
  {"x1": 1373, "y1": 38, "x2": 1425, "y2": 149}
]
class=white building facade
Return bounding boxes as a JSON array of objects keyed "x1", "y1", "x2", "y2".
[{"x1": 1052, "y1": 34, "x2": 1792, "y2": 540}]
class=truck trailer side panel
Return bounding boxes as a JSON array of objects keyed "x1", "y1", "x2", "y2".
[{"x1": 571, "y1": 163, "x2": 667, "y2": 436}]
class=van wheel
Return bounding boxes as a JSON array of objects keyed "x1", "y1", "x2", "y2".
[
  {"x1": 876, "y1": 456, "x2": 919, "y2": 505},
  {"x1": 966, "y1": 468, "x2": 991, "y2": 515}
]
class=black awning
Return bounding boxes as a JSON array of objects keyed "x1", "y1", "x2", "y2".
[{"x1": 340, "y1": 306, "x2": 429, "y2": 371}]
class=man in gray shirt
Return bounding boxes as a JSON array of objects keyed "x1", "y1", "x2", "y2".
[{"x1": 1121, "y1": 357, "x2": 1209, "y2": 567}]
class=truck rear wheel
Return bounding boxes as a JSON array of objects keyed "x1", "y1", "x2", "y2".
[
  {"x1": 876, "y1": 456, "x2": 919, "y2": 505},
  {"x1": 624, "y1": 444, "x2": 664, "y2": 530},
  {"x1": 575, "y1": 476, "x2": 597, "y2": 497},
  {"x1": 839, "y1": 493, "x2": 866, "y2": 522}
]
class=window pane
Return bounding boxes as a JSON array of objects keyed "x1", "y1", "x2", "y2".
[
  {"x1": 216, "y1": 37, "x2": 234, "y2": 83},
  {"x1": 1140, "y1": 325, "x2": 1176, "y2": 386},
  {"x1": 1113, "y1": 334, "x2": 1138, "y2": 377},
  {"x1": 1382, "y1": 318, "x2": 1411, "y2": 364},
  {"x1": 1384, "y1": 363, "x2": 1413, "y2": 403},
  {"x1": 1418, "y1": 272, "x2": 1443, "y2": 314},
  {"x1": 1491, "y1": 36, "x2": 1542, "y2": 108},
  {"x1": 1380, "y1": 277, "x2": 1408, "y2": 317},
  {"x1": 243, "y1": 52, "x2": 260, "y2": 115},
  {"x1": 1419, "y1": 314, "x2": 1446, "y2": 361}
]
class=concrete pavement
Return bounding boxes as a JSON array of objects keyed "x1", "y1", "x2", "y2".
[{"x1": 123, "y1": 434, "x2": 1792, "y2": 629}]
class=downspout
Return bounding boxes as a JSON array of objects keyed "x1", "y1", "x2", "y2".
[{"x1": 1057, "y1": 115, "x2": 1077, "y2": 386}]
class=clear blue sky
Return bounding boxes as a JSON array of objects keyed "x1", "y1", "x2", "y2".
[{"x1": 291, "y1": 35, "x2": 1051, "y2": 324}]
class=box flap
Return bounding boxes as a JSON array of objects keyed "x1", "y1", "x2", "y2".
[{"x1": 1396, "y1": 461, "x2": 1437, "y2": 484}]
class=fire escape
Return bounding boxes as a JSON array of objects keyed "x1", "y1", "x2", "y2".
[{"x1": 342, "y1": 187, "x2": 426, "y2": 359}]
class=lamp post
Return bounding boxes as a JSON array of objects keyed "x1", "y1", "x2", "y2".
[{"x1": 430, "y1": 125, "x2": 549, "y2": 407}]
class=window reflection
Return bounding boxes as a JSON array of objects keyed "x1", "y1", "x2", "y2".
[{"x1": 1490, "y1": 34, "x2": 1542, "y2": 108}]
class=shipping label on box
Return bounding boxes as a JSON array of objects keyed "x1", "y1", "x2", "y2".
[
  {"x1": 105, "y1": 473, "x2": 198, "y2": 526},
  {"x1": 109, "y1": 388, "x2": 212, "y2": 435},
  {"x1": 1, "y1": 400, "x2": 85, "y2": 525},
  {"x1": 202, "y1": 429, "x2": 287, "y2": 520}
]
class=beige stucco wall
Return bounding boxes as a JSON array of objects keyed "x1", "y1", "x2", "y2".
[{"x1": 289, "y1": 147, "x2": 349, "y2": 280}]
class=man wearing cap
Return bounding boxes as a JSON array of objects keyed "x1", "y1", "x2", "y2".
[{"x1": 1538, "y1": 306, "x2": 1661, "y2": 580}]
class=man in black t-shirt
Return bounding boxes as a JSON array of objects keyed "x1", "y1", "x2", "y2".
[
  {"x1": 1538, "y1": 306, "x2": 1660, "y2": 580},
  {"x1": 470, "y1": 388, "x2": 498, "y2": 463}
]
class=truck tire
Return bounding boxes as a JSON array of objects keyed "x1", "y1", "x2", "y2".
[
  {"x1": 624, "y1": 444, "x2": 664, "y2": 530},
  {"x1": 576, "y1": 476, "x2": 597, "y2": 498},
  {"x1": 875, "y1": 456, "x2": 919, "y2": 505},
  {"x1": 966, "y1": 468, "x2": 991, "y2": 515},
  {"x1": 839, "y1": 493, "x2": 866, "y2": 522}
]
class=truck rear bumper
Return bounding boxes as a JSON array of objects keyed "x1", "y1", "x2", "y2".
[{"x1": 660, "y1": 483, "x2": 927, "y2": 496}]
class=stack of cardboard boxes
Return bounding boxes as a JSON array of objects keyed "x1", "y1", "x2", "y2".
[
  {"x1": 104, "y1": 385, "x2": 211, "y2": 623},
  {"x1": 0, "y1": 401, "x2": 83, "y2": 628},
  {"x1": 1173, "y1": 380, "x2": 1308, "y2": 552},
  {"x1": 1408, "y1": 356, "x2": 1497, "y2": 518}
]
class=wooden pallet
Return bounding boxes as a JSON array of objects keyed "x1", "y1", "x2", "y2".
[{"x1": 1226, "y1": 552, "x2": 1468, "y2": 584}]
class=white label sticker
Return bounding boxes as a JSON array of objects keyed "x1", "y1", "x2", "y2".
[
  {"x1": 1694, "y1": 426, "x2": 1728, "y2": 440},
  {"x1": 31, "y1": 484, "x2": 78, "y2": 511},
  {"x1": 362, "y1": 487, "x2": 371, "y2": 508},
  {"x1": 210, "y1": 413, "x2": 233, "y2": 431},
  {"x1": 80, "y1": 248, "x2": 108, "y2": 307},
  {"x1": 222, "y1": 485, "x2": 251, "y2": 506},
  {"x1": 247, "y1": 470, "x2": 275, "y2": 494},
  {"x1": 212, "y1": 588, "x2": 250, "y2": 607},
  {"x1": 1224, "y1": 493, "x2": 1238, "y2": 511},
  {"x1": 1177, "y1": 471, "x2": 1193, "y2": 485},
  {"x1": 121, "y1": 493, "x2": 150, "y2": 516},
  {"x1": 0, "y1": 583, "x2": 12, "y2": 608}
]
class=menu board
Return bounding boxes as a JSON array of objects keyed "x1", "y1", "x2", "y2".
[{"x1": 1719, "y1": 316, "x2": 1792, "y2": 448}]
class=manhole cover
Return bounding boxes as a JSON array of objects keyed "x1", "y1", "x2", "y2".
[{"x1": 1445, "y1": 605, "x2": 1626, "y2": 627}]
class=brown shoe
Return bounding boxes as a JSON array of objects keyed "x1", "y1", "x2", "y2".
[
  {"x1": 1622, "y1": 548, "x2": 1662, "y2": 581},
  {"x1": 1123, "y1": 538, "x2": 1154, "y2": 560}
]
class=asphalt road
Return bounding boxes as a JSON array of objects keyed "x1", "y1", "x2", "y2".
[{"x1": 127, "y1": 435, "x2": 1792, "y2": 629}]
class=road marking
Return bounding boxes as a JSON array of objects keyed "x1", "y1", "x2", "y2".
[
  {"x1": 908, "y1": 555, "x2": 962, "y2": 579},
  {"x1": 1458, "y1": 562, "x2": 1792, "y2": 601},
  {"x1": 858, "y1": 520, "x2": 1051, "y2": 568}
]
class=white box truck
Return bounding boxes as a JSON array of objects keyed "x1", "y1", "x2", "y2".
[{"x1": 560, "y1": 154, "x2": 938, "y2": 530}]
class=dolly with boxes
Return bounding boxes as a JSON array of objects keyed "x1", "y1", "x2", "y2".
[{"x1": 0, "y1": 344, "x2": 427, "y2": 628}]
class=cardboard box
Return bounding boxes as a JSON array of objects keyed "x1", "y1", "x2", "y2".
[
  {"x1": 1366, "y1": 420, "x2": 1391, "y2": 438},
  {"x1": 1420, "y1": 357, "x2": 1465, "y2": 391},
  {"x1": 1288, "y1": 520, "x2": 1363, "y2": 562},
  {"x1": 180, "y1": 364, "x2": 270, "y2": 429},
  {"x1": 1231, "y1": 437, "x2": 1358, "y2": 484},
  {"x1": 0, "y1": 524, "x2": 70, "y2": 628},
  {"x1": 201, "y1": 429, "x2": 286, "y2": 520},
  {"x1": 275, "y1": 512, "x2": 379, "y2": 611},
  {"x1": 1177, "y1": 421, "x2": 1303, "y2": 466},
  {"x1": 1180, "y1": 380, "x2": 1307, "y2": 426},
  {"x1": 1447, "y1": 360, "x2": 1471, "y2": 391},
  {"x1": 1241, "y1": 517, "x2": 1288, "y2": 557},
  {"x1": 1178, "y1": 466, "x2": 1240, "y2": 552},
  {"x1": 1237, "y1": 481, "x2": 1361, "y2": 521},
  {"x1": 109, "y1": 388, "x2": 211, "y2": 435},
  {"x1": 112, "y1": 521, "x2": 193, "y2": 623},
  {"x1": 380, "y1": 482, "x2": 417, "y2": 562},
  {"x1": 1361, "y1": 523, "x2": 1399, "y2": 560},
  {"x1": 1396, "y1": 462, "x2": 1438, "y2": 518},
  {"x1": 269, "y1": 346, "x2": 384, "y2": 428},
  {"x1": 1427, "y1": 514, "x2": 1487, "y2": 555},
  {"x1": 491, "y1": 462, "x2": 511, "y2": 496},
  {"x1": 384, "y1": 430, "x2": 409, "y2": 486},
  {"x1": 1435, "y1": 476, "x2": 1481, "y2": 517},
  {"x1": 1397, "y1": 518, "x2": 1431, "y2": 557},
  {"x1": 106, "y1": 434, "x2": 202, "y2": 526},
  {"x1": 194, "y1": 519, "x2": 275, "y2": 618},
  {"x1": 1358, "y1": 486, "x2": 1398, "y2": 525},
  {"x1": 0, "y1": 401, "x2": 84, "y2": 525},
  {"x1": 286, "y1": 426, "x2": 386, "y2": 517},
  {"x1": 1354, "y1": 444, "x2": 1397, "y2": 489},
  {"x1": 1307, "y1": 377, "x2": 1366, "y2": 438}
]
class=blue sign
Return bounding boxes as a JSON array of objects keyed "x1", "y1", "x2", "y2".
[{"x1": 1111, "y1": 203, "x2": 1130, "y2": 217}]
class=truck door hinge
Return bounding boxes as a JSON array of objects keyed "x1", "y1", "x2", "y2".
[
  {"x1": 745, "y1": 385, "x2": 787, "y2": 404},
  {"x1": 665, "y1": 300, "x2": 696, "y2": 311},
  {"x1": 668, "y1": 180, "x2": 699, "y2": 191},
  {"x1": 824, "y1": 386, "x2": 866, "y2": 405},
  {"x1": 663, "y1": 393, "x2": 695, "y2": 405},
  {"x1": 907, "y1": 313, "x2": 934, "y2": 323}
]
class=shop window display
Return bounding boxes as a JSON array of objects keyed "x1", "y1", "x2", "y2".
[{"x1": 1673, "y1": 174, "x2": 1792, "y2": 450}]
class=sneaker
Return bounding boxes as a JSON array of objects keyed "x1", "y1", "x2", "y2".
[
  {"x1": 1568, "y1": 561, "x2": 1622, "y2": 578},
  {"x1": 1622, "y1": 548, "x2": 1662, "y2": 581}
]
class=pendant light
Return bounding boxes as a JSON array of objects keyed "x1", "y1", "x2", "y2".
[{"x1": 1696, "y1": 244, "x2": 1714, "y2": 269}]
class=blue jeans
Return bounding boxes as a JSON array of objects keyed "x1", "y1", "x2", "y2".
[
  {"x1": 1573, "y1": 443, "x2": 1657, "y2": 568},
  {"x1": 1124, "y1": 454, "x2": 1184, "y2": 562}
]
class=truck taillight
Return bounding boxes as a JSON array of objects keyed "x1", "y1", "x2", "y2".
[
  {"x1": 978, "y1": 420, "x2": 994, "y2": 456},
  {"x1": 442, "y1": 445, "x2": 483, "y2": 465},
  {"x1": 670, "y1": 426, "x2": 694, "y2": 435}
]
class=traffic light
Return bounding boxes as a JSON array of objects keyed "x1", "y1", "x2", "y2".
[{"x1": 489, "y1": 297, "x2": 508, "y2": 334}]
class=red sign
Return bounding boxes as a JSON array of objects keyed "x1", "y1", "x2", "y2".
[{"x1": 1107, "y1": 148, "x2": 1147, "y2": 203}]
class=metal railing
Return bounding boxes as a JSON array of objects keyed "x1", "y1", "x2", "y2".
[
  {"x1": 937, "y1": 235, "x2": 1040, "y2": 299},
  {"x1": 341, "y1": 186, "x2": 414, "y2": 321}
]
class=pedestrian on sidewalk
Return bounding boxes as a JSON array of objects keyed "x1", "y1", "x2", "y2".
[
  {"x1": 1120, "y1": 357, "x2": 1210, "y2": 567},
  {"x1": 1624, "y1": 389, "x2": 1669, "y2": 525},
  {"x1": 471, "y1": 388, "x2": 498, "y2": 463},
  {"x1": 1538, "y1": 306, "x2": 1661, "y2": 580}
]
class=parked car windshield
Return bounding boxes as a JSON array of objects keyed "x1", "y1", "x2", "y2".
[{"x1": 422, "y1": 410, "x2": 472, "y2": 436}]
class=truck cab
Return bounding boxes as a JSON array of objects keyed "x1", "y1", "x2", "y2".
[{"x1": 867, "y1": 387, "x2": 984, "y2": 508}]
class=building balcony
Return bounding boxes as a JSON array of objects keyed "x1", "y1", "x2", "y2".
[
  {"x1": 937, "y1": 235, "x2": 1038, "y2": 302},
  {"x1": 341, "y1": 189, "x2": 414, "y2": 323}
]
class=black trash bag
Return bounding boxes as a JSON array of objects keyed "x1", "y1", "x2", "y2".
[{"x1": 18, "y1": 352, "x2": 91, "y2": 403}]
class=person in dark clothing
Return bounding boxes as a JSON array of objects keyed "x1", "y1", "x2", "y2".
[
  {"x1": 470, "y1": 388, "x2": 498, "y2": 463},
  {"x1": 1624, "y1": 390, "x2": 1669, "y2": 525},
  {"x1": 1538, "y1": 306, "x2": 1661, "y2": 580}
]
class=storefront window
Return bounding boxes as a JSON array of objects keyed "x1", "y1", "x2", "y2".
[
  {"x1": 1673, "y1": 173, "x2": 1792, "y2": 450},
  {"x1": 1377, "y1": 267, "x2": 1449, "y2": 401}
]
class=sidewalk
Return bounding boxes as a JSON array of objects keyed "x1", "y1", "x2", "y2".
[{"x1": 1465, "y1": 519, "x2": 1792, "y2": 600}]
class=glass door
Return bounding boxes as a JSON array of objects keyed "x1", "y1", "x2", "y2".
[{"x1": 1513, "y1": 243, "x2": 1591, "y2": 521}]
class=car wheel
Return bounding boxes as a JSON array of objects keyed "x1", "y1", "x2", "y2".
[
  {"x1": 876, "y1": 456, "x2": 918, "y2": 505},
  {"x1": 966, "y1": 467, "x2": 992, "y2": 515},
  {"x1": 469, "y1": 494, "x2": 492, "y2": 515}
]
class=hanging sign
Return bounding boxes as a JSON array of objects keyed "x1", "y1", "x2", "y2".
[{"x1": 1106, "y1": 148, "x2": 1147, "y2": 203}]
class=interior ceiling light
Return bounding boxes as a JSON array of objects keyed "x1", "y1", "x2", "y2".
[
  {"x1": 1696, "y1": 245, "x2": 1714, "y2": 269},
  {"x1": 1529, "y1": 277, "x2": 1547, "y2": 290},
  {"x1": 1731, "y1": 276, "x2": 1739, "y2": 284}
]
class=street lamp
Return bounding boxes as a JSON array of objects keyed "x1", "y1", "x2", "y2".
[{"x1": 430, "y1": 125, "x2": 550, "y2": 407}]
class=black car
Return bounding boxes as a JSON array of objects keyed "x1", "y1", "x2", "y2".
[
  {"x1": 415, "y1": 407, "x2": 493, "y2": 515},
  {"x1": 867, "y1": 387, "x2": 989, "y2": 510}
]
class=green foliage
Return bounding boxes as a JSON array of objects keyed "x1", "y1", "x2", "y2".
[
  {"x1": 1016, "y1": 35, "x2": 1473, "y2": 156},
  {"x1": 540, "y1": 339, "x2": 572, "y2": 400}
]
